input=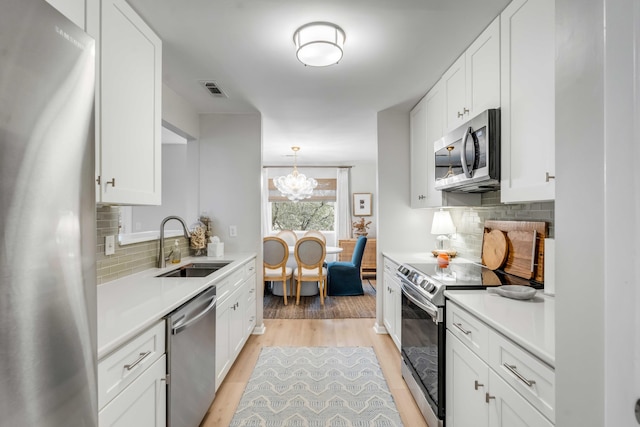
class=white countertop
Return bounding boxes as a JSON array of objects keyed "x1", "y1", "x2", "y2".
[
  {"x1": 445, "y1": 289, "x2": 555, "y2": 367},
  {"x1": 382, "y1": 251, "x2": 477, "y2": 266},
  {"x1": 382, "y1": 251, "x2": 555, "y2": 367},
  {"x1": 97, "y1": 252, "x2": 256, "y2": 359}
]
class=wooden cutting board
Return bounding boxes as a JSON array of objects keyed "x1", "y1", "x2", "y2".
[
  {"x1": 503, "y1": 230, "x2": 537, "y2": 279},
  {"x1": 484, "y1": 220, "x2": 547, "y2": 282},
  {"x1": 482, "y1": 229, "x2": 508, "y2": 270}
]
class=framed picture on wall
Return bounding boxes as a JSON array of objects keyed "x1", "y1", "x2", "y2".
[{"x1": 353, "y1": 193, "x2": 372, "y2": 216}]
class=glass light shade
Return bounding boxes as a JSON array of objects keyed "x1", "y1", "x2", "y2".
[
  {"x1": 273, "y1": 146, "x2": 318, "y2": 202},
  {"x1": 293, "y1": 22, "x2": 345, "y2": 67},
  {"x1": 431, "y1": 210, "x2": 456, "y2": 235},
  {"x1": 273, "y1": 169, "x2": 318, "y2": 202},
  {"x1": 432, "y1": 210, "x2": 455, "y2": 250}
]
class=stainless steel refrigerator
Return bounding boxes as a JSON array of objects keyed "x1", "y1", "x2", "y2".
[{"x1": 0, "y1": 0, "x2": 98, "y2": 425}]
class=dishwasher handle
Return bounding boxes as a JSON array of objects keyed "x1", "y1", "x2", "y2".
[{"x1": 172, "y1": 295, "x2": 217, "y2": 335}]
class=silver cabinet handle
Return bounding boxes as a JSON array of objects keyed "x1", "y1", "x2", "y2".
[
  {"x1": 124, "y1": 351, "x2": 151, "y2": 371},
  {"x1": 503, "y1": 363, "x2": 536, "y2": 387},
  {"x1": 463, "y1": 107, "x2": 469, "y2": 114},
  {"x1": 457, "y1": 111, "x2": 464, "y2": 118},
  {"x1": 474, "y1": 380, "x2": 484, "y2": 390},
  {"x1": 485, "y1": 393, "x2": 495, "y2": 403},
  {"x1": 454, "y1": 322, "x2": 472, "y2": 335},
  {"x1": 546, "y1": 172, "x2": 555, "y2": 182},
  {"x1": 106, "y1": 178, "x2": 116, "y2": 187}
]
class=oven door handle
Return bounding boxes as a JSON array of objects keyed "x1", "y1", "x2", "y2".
[{"x1": 401, "y1": 282, "x2": 442, "y2": 323}]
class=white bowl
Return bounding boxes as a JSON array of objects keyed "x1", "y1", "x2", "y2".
[{"x1": 494, "y1": 285, "x2": 537, "y2": 300}]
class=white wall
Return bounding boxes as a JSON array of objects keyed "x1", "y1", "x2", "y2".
[
  {"x1": 376, "y1": 108, "x2": 433, "y2": 327},
  {"x1": 132, "y1": 143, "x2": 190, "y2": 231},
  {"x1": 162, "y1": 83, "x2": 199, "y2": 140},
  {"x1": 351, "y1": 160, "x2": 377, "y2": 238},
  {"x1": 198, "y1": 113, "x2": 262, "y2": 254}
]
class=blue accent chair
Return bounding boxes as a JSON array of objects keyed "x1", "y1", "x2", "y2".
[{"x1": 327, "y1": 236, "x2": 367, "y2": 296}]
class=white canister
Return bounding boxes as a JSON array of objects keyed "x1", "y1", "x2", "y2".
[{"x1": 207, "y1": 236, "x2": 224, "y2": 257}]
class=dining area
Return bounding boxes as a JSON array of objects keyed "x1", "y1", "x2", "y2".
[{"x1": 263, "y1": 230, "x2": 369, "y2": 308}]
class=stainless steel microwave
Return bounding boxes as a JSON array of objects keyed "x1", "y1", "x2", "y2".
[{"x1": 434, "y1": 109, "x2": 500, "y2": 192}]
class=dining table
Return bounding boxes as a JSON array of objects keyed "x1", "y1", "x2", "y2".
[{"x1": 269, "y1": 246, "x2": 344, "y2": 298}]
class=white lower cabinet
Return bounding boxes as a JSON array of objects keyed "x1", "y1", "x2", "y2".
[
  {"x1": 446, "y1": 302, "x2": 555, "y2": 427},
  {"x1": 382, "y1": 257, "x2": 401, "y2": 350},
  {"x1": 98, "y1": 320, "x2": 167, "y2": 427},
  {"x1": 99, "y1": 355, "x2": 167, "y2": 427},
  {"x1": 488, "y1": 370, "x2": 553, "y2": 427},
  {"x1": 215, "y1": 258, "x2": 257, "y2": 389}
]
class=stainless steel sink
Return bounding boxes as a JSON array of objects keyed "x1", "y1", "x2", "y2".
[{"x1": 156, "y1": 262, "x2": 231, "y2": 278}]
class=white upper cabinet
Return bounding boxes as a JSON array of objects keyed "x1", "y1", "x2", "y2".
[
  {"x1": 500, "y1": 0, "x2": 555, "y2": 203},
  {"x1": 444, "y1": 17, "x2": 501, "y2": 133},
  {"x1": 45, "y1": 0, "x2": 85, "y2": 28},
  {"x1": 410, "y1": 81, "x2": 481, "y2": 209},
  {"x1": 92, "y1": 0, "x2": 162, "y2": 205},
  {"x1": 410, "y1": 96, "x2": 429, "y2": 208}
]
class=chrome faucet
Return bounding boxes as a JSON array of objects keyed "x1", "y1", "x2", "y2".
[{"x1": 158, "y1": 216, "x2": 191, "y2": 268}]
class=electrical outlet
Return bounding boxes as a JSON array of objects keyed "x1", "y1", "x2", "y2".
[
  {"x1": 105, "y1": 235, "x2": 115, "y2": 255},
  {"x1": 229, "y1": 225, "x2": 237, "y2": 237}
]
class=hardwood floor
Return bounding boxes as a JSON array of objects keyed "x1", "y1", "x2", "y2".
[{"x1": 201, "y1": 318, "x2": 429, "y2": 427}]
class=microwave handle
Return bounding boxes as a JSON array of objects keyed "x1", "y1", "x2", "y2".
[{"x1": 460, "y1": 126, "x2": 473, "y2": 178}]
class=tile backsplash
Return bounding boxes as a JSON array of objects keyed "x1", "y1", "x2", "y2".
[
  {"x1": 96, "y1": 206, "x2": 190, "y2": 284},
  {"x1": 447, "y1": 191, "x2": 554, "y2": 262}
]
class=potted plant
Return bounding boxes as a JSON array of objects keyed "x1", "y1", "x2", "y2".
[{"x1": 352, "y1": 217, "x2": 372, "y2": 238}]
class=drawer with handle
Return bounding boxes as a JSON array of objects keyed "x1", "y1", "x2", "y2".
[
  {"x1": 489, "y1": 329, "x2": 556, "y2": 423},
  {"x1": 447, "y1": 301, "x2": 490, "y2": 361},
  {"x1": 98, "y1": 320, "x2": 165, "y2": 409}
]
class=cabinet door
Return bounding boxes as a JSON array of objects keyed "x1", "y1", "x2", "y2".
[
  {"x1": 466, "y1": 17, "x2": 500, "y2": 117},
  {"x1": 410, "y1": 96, "x2": 429, "y2": 208},
  {"x1": 382, "y1": 266, "x2": 395, "y2": 336},
  {"x1": 230, "y1": 289, "x2": 246, "y2": 356},
  {"x1": 99, "y1": 0, "x2": 162, "y2": 205},
  {"x1": 424, "y1": 80, "x2": 447, "y2": 207},
  {"x1": 390, "y1": 277, "x2": 401, "y2": 350},
  {"x1": 215, "y1": 299, "x2": 231, "y2": 389},
  {"x1": 488, "y1": 371, "x2": 553, "y2": 427},
  {"x1": 443, "y1": 55, "x2": 467, "y2": 132},
  {"x1": 500, "y1": 0, "x2": 555, "y2": 203},
  {"x1": 99, "y1": 355, "x2": 167, "y2": 427},
  {"x1": 446, "y1": 332, "x2": 489, "y2": 427}
]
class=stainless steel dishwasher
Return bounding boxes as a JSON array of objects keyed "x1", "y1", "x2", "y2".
[{"x1": 165, "y1": 286, "x2": 217, "y2": 427}]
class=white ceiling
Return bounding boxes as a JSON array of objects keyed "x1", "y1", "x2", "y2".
[{"x1": 127, "y1": 0, "x2": 511, "y2": 166}]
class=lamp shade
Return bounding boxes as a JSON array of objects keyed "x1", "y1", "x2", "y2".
[
  {"x1": 431, "y1": 210, "x2": 456, "y2": 235},
  {"x1": 293, "y1": 22, "x2": 345, "y2": 67}
]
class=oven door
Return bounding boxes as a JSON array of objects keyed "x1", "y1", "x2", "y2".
[{"x1": 400, "y1": 281, "x2": 446, "y2": 420}]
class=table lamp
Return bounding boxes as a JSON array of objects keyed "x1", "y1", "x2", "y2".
[{"x1": 431, "y1": 209, "x2": 456, "y2": 253}]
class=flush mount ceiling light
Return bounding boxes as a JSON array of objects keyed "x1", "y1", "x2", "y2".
[
  {"x1": 293, "y1": 22, "x2": 345, "y2": 67},
  {"x1": 273, "y1": 147, "x2": 318, "y2": 202}
]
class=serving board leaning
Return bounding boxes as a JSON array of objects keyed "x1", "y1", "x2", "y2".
[{"x1": 482, "y1": 220, "x2": 548, "y2": 283}]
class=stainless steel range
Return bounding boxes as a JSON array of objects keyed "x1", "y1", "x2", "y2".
[{"x1": 396, "y1": 260, "x2": 542, "y2": 426}]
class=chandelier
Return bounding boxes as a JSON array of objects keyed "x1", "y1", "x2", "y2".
[
  {"x1": 273, "y1": 147, "x2": 318, "y2": 202},
  {"x1": 293, "y1": 22, "x2": 345, "y2": 67}
]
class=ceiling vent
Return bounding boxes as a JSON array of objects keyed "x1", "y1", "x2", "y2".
[{"x1": 199, "y1": 80, "x2": 228, "y2": 98}]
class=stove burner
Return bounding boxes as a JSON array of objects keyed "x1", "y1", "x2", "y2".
[{"x1": 396, "y1": 260, "x2": 543, "y2": 307}]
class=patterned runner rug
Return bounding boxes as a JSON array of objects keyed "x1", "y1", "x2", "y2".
[{"x1": 230, "y1": 346, "x2": 404, "y2": 427}]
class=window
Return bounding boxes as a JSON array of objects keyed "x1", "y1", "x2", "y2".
[
  {"x1": 271, "y1": 201, "x2": 335, "y2": 231},
  {"x1": 268, "y1": 178, "x2": 336, "y2": 231}
]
